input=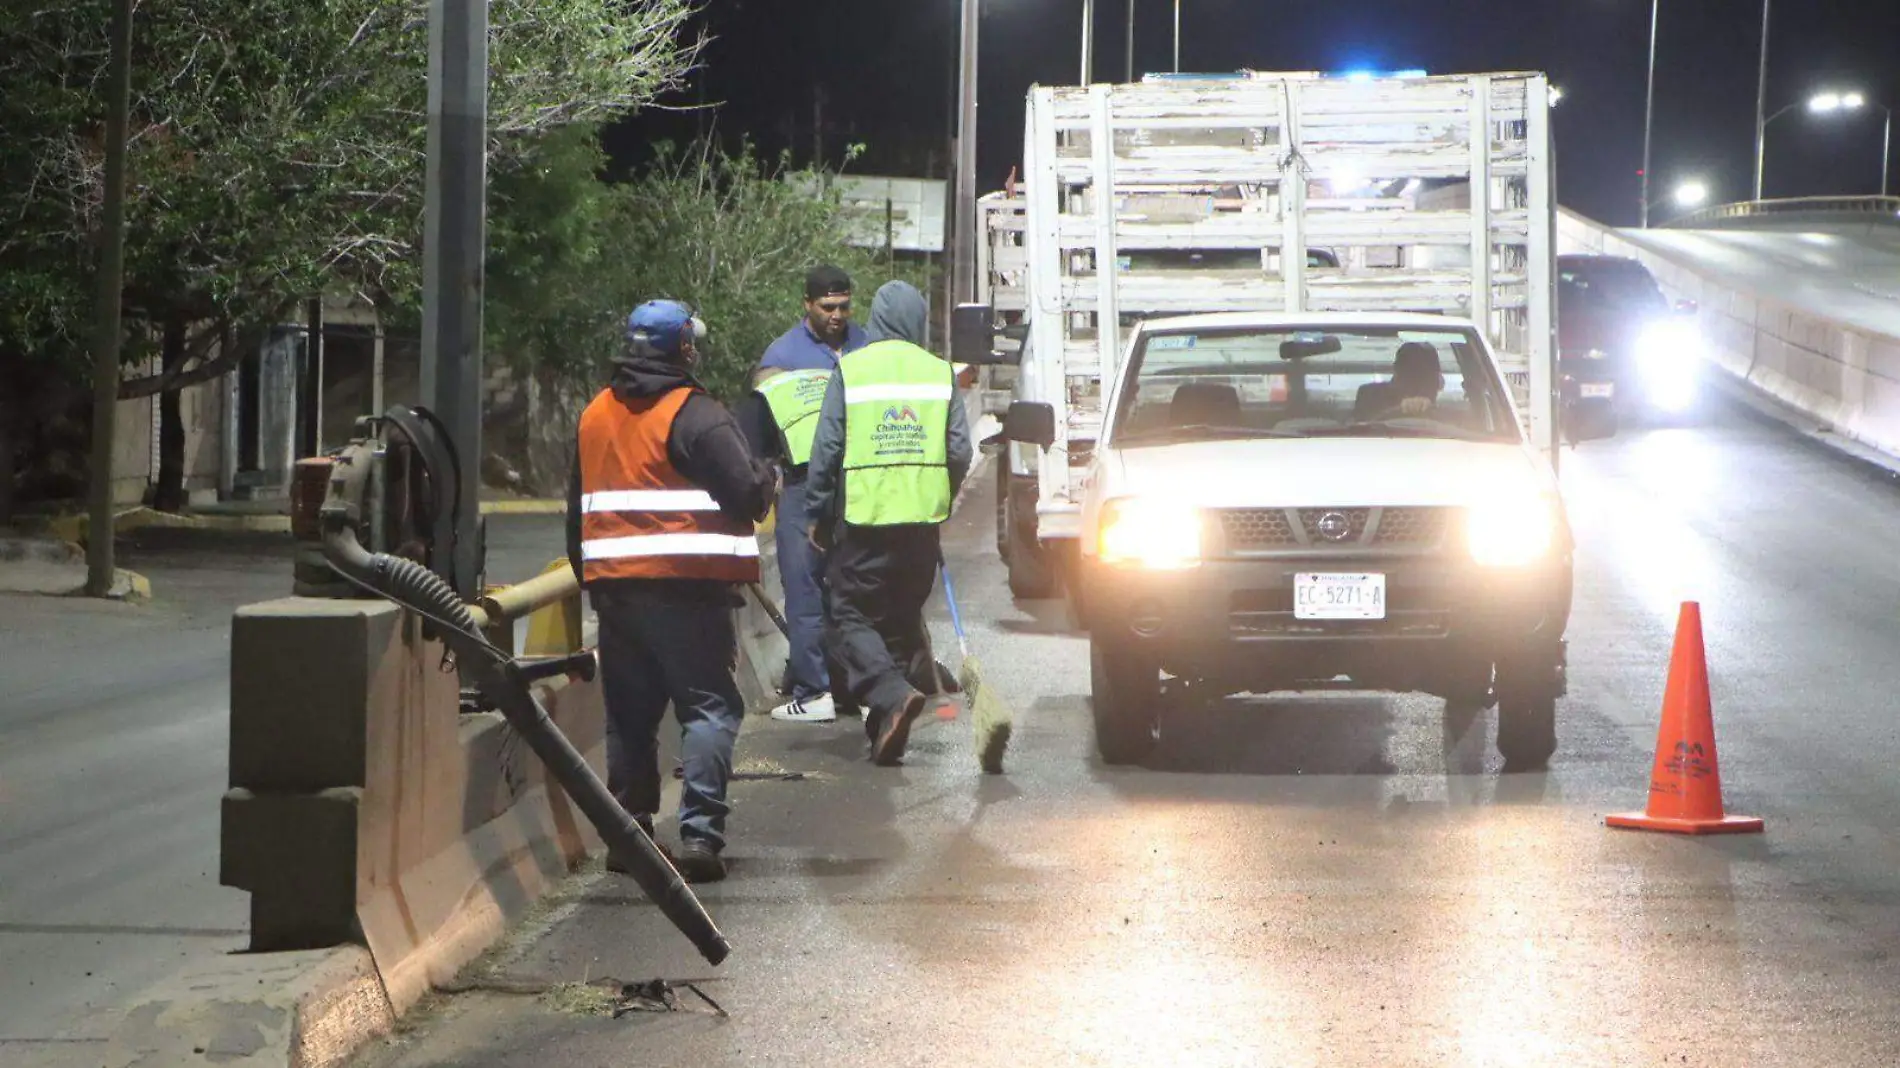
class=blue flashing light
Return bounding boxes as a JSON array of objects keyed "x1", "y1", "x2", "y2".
[{"x1": 1336, "y1": 68, "x2": 1428, "y2": 82}]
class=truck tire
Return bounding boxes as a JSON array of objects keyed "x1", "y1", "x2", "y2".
[
  {"x1": 1090, "y1": 639, "x2": 1158, "y2": 765},
  {"x1": 1496, "y1": 696, "x2": 1557, "y2": 769},
  {"x1": 1005, "y1": 476, "x2": 1058, "y2": 600},
  {"x1": 993, "y1": 459, "x2": 1009, "y2": 561}
]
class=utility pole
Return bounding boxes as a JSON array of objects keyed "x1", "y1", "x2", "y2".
[
  {"x1": 1640, "y1": 0, "x2": 1659, "y2": 229},
  {"x1": 1752, "y1": 0, "x2": 1772, "y2": 202},
  {"x1": 1174, "y1": 0, "x2": 1182, "y2": 73},
  {"x1": 421, "y1": 0, "x2": 488, "y2": 599},
  {"x1": 84, "y1": 0, "x2": 135, "y2": 598},
  {"x1": 1125, "y1": 0, "x2": 1135, "y2": 82},
  {"x1": 1081, "y1": 0, "x2": 1095, "y2": 86},
  {"x1": 954, "y1": 0, "x2": 980, "y2": 306}
]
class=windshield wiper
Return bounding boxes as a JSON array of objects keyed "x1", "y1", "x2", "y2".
[
  {"x1": 1297, "y1": 420, "x2": 1503, "y2": 442},
  {"x1": 1119, "y1": 423, "x2": 1307, "y2": 443}
]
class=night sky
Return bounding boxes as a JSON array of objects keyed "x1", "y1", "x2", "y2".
[{"x1": 609, "y1": 1, "x2": 1900, "y2": 227}]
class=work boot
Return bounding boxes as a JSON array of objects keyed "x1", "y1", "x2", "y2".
[
  {"x1": 872, "y1": 689, "x2": 929, "y2": 767},
  {"x1": 672, "y1": 840, "x2": 727, "y2": 884}
]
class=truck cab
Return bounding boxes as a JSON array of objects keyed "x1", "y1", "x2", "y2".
[{"x1": 1069, "y1": 312, "x2": 1609, "y2": 767}]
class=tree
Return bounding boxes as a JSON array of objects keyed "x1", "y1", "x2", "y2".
[
  {"x1": 614, "y1": 140, "x2": 937, "y2": 401},
  {"x1": 0, "y1": 0, "x2": 702, "y2": 515}
]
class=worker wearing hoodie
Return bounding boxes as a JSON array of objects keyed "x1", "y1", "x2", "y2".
[
  {"x1": 804, "y1": 281, "x2": 972, "y2": 765},
  {"x1": 565, "y1": 299, "x2": 780, "y2": 883}
]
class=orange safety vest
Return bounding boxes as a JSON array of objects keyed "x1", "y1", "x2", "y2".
[{"x1": 576, "y1": 386, "x2": 760, "y2": 584}]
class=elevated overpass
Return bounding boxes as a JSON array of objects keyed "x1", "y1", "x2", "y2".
[{"x1": 1558, "y1": 197, "x2": 1900, "y2": 461}]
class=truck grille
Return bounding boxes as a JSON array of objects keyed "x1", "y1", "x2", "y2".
[{"x1": 1214, "y1": 507, "x2": 1452, "y2": 553}]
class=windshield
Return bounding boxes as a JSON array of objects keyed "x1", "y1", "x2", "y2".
[
  {"x1": 1559, "y1": 261, "x2": 1666, "y2": 314},
  {"x1": 1108, "y1": 325, "x2": 1522, "y2": 445}
]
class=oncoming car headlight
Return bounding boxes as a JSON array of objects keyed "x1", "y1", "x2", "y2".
[
  {"x1": 1635, "y1": 318, "x2": 1703, "y2": 412},
  {"x1": 1467, "y1": 496, "x2": 1558, "y2": 568},
  {"x1": 1098, "y1": 497, "x2": 1203, "y2": 570}
]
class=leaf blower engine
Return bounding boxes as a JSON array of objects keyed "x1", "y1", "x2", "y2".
[{"x1": 296, "y1": 406, "x2": 731, "y2": 967}]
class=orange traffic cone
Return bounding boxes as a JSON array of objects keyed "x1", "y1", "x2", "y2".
[{"x1": 1606, "y1": 602, "x2": 1764, "y2": 835}]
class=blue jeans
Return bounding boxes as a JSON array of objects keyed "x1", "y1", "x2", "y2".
[
  {"x1": 774, "y1": 478, "x2": 834, "y2": 701},
  {"x1": 593, "y1": 584, "x2": 744, "y2": 852}
]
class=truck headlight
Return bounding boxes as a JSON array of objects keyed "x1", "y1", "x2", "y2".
[
  {"x1": 1467, "y1": 497, "x2": 1556, "y2": 568},
  {"x1": 1098, "y1": 497, "x2": 1202, "y2": 570}
]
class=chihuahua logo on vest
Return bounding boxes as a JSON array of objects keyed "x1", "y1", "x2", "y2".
[{"x1": 881, "y1": 405, "x2": 920, "y2": 423}]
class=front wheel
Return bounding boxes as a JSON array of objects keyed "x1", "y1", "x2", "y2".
[
  {"x1": 1006, "y1": 476, "x2": 1058, "y2": 599},
  {"x1": 1091, "y1": 639, "x2": 1159, "y2": 765},
  {"x1": 1496, "y1": 696, "x2": 1557, "y2": 769}
]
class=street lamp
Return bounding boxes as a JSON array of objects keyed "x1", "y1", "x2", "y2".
[
  {"x1": 1642, "y1": 0, "x2": 1771, "y2": 223},
  {"x1": 1761, "y1": 90, "x2": 1896, "y2": 198},
  {"x1": 1550, "y1": 85, "x2": 1565, "y2": 107},
  {"x1": 1807, "y1": 91, "x2": 1893, "y2": 197},
  {"x1": 1674, "y1": 180, "x2": 1710, "y2": 209}
]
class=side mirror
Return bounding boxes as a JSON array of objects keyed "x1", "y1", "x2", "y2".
[
  {"x1": 1002, "y1": 401, "x2": 1057, "y2": 448},
  {"x1": 1565, "y1": 396, "x2": 1618, "y2": 444}
]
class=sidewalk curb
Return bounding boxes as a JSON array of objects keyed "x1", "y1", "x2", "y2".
[{"x1": 101, "y1": 945, "x2": 393, "y2": 1068}]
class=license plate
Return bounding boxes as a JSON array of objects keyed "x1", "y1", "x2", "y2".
[
  {"x1": 1581, "y1": 382, "x2": 1615, "y2": 399},
  {"x1": 1294, "y1": 573, "x2": 1387, "y2": 621}
]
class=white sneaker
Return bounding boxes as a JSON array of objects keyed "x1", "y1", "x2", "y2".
[{"x1": 770, "y1": 692, "x2": 837, "y2": 723}]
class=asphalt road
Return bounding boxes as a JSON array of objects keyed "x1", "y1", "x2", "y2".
[
  {"x1": 352, "y1": 397, "x2": 1900, "y2": 1068},
  {"x1": 0, "y1": 520, "x2": 568, "y2": 1061}
]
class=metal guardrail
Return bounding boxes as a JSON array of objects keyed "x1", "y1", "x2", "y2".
[{"x1": 1666, "y1": 196, "x2": 1900, "y2": 228}]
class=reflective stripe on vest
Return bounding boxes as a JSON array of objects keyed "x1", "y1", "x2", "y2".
[
  {"x1": 838, "y1": 340, "x2": 953, "y2": 527},
  {"x1": 576, "y1": 386, "x2": 761, "y2": 583},
  {"x1": 755, "y1": 369, "x2": 831, "y2": 466}
]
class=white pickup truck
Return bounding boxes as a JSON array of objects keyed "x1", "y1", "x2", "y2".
[{"x1": 955, "y1": 69, "x2": 1619, "y2": 767}]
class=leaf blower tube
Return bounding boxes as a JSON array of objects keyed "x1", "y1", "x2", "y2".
[{"x1": 319, "y1": 522, "x2": 731, "y2": 966}]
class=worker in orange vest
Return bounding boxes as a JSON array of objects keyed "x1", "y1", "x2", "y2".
[{"x1": 564, "y1": 299, "x2": 780, "y2": 883}]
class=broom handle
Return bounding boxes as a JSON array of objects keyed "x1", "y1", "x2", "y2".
[{"x1": 940, "y1": 563, "x2": 970, "y2": 658}]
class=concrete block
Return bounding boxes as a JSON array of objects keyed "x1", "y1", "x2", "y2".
[
  {"x1": 229, "y1": 599, "x2": 404, "y2": 792},
  {"x1": 220, "y1": 788, "x2": 362, "y2": 951}
]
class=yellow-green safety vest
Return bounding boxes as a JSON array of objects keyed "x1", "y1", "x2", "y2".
[
  {"x1": 755, "y1": 368, "x2": 831, "y2": 466},
  {"x1": 839, "y1": 340, "x2": 954, "y2": 527}
]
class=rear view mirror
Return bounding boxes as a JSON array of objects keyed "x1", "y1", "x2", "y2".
[
  {"x1": 1280, "y1": 334, "x2": 1342, "y2": 361},
  {"x1": 1003, "y1": 401, "x2": 1057, "y2": 447}
]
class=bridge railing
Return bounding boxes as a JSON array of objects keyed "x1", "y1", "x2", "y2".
[{"x1": 1666, "y1": 196, "x2": 1900, "y2": 229}]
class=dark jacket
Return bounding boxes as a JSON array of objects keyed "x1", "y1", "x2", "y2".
[{"x1": 566, "y1": 349, "x2": 779, "y2": 601}]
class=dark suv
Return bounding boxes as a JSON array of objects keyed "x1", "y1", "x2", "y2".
[{"x1": 1557, "y1": 254, "x2": 1702, "y2": 421}]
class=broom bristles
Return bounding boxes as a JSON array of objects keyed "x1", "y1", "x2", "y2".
[{"x1": 963, "y1": 652, "x2": 1014, "y2": 775}]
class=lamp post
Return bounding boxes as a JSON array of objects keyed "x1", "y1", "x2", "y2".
[
  {"x1": 1759, "y1": 91, "x2": 1895, "y2": 199},
  {"x1": 1173, "y1": 0, "x2": 1181, "y2": 72},
  {"x1": 1806, "y1": 91, "x2": 1893, "y2": 197},
  {"x1": 1081, "y1": 0, "x2": 1094, "y2": 85},
  {"x1": 1751, "y1": 0, "x2": 1772, "y2": 201},
  {"x1": 954, "y1": 0, "x2": 979, "y2": 307},
  {"x1": 1640, "y1": 0, "x2": 1659, "y2": 228}
]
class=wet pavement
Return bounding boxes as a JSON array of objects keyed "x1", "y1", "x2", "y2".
[
  {"x1": 348, "y1": 399, "x2": 1900, "y2": 1067},
  {"x1": 0, "y1": 520, "x2": 568, "y2": 1059}
]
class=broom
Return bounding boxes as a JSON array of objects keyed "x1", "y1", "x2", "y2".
[{"x1": 939, "y1": 563, "x2": 1013, "y2": 775}]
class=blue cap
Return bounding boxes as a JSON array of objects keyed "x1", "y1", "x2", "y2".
[{"x1": 626, "y1": 299, "x2": 706, "y2": 355}]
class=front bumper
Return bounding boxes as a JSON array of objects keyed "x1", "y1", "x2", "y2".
[{"x1": 1082, "y1": 548, "x2": 1572, "y2": 695}]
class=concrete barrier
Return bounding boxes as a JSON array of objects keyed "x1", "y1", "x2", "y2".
[
  {"x1": 1558, "y1": 208, "x2": 1900, "y2": 461},
  {"x1": 155, "y1": 594, "x2": 607, "y2": 1068}
]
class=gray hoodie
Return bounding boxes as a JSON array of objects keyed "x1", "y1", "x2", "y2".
[{"x1": 803, "y1": 281, "x2": 973, "y2": 530}]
